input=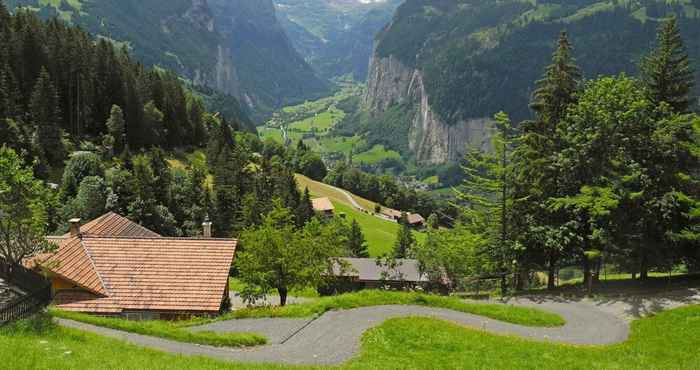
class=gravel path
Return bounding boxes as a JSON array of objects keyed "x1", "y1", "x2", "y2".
[
  {"x1": 57, "y1": 298, "x2": 633, "y2": 366},
  {"x1": 190, "y1": 317, "x2": 313, "y2": 344}
]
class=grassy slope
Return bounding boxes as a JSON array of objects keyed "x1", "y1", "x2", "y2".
[
  {"x1": 295, "y1": 174, "x2": 377, "y2": 213},
  {"x1": 3, "y1": 305, "x2": 699, "y2": 369},
  {"x1": 50, "y1": 309, "x2": 266, "y2": 348},
  {"x1": 295, "y1": 174, "x2": 425, "y2": 256},
  {"x1": 196, "y1": 290, "x2": 564, "y2": 327},
  {"x1": 353, "y1": 145, "x2": 402, "y2": 165}
]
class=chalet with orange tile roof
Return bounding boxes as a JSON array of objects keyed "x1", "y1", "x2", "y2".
[
  {"x1": 311, "y1": 197, "x2": 335, "y2": 217},
  {"x1": 35, "y1": 213, "x2": 236, "y2": 319},
  {"x1": 379, "y1": 208, "x2": 425, "y2": 228}
]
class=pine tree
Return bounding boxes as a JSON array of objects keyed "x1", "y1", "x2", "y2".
[
  {"x1": 106, "y1": 104, "x2": 126, "y2": 153},
  {"x1": 518, "y1": 32, "x2": 582, "y2": 290},
  {"x1": 30, "y1": 67, "x2": 64, "y2": 166},
  {"x1": 347, "y1": 219, "x2": 369, "y2": 258},
  {"x1": 211, "y1": 134, "x2": 247, "y2": 237},
  {"x1": 206, "y1": 118, "x2": 235, "y2": 169},
  {"x1": 460, "y1": 112, "x2": 519, "y2": 294},
  {"x1": 393, "y1": 213, "x2": 415, "y2": 259},
  {"x1": 529, "y1": 31, "x2": 582, "y2": 131},
  {"x1": 641, "y1": 16, "x2": 695, "y2": 113},
  {"x1": 295, "y1": 187, "x2": 315, "y2": 227}
]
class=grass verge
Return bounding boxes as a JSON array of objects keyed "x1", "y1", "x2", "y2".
[
  {"x1": 49, "y1": 309, "x2": 266, "y2": 348},
  {"x1": 353, "y1": 305, "x2": 700, "y2": 369},
  {"x1": 188, "y1": 290, "x2": 565, "y2": 328},
  {"x1": 3, "y1": 305, "x2": 699, "y2": 369}
]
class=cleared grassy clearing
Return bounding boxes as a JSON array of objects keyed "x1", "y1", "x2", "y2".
[
  {"x1": 317, "y1": 135, "x2": 365, "y2": 156},
  {"x1": 334, "y1": 202, "x2": 402, "y2": 256},
  {"x1": 294, "y1": 174, "x2": 425, "y2": 256},
  {"x1": 353, "y1": 144, "x2": 402, "y2": 165},
  {"x1": 49, "y1": 309, "x2": 266, "y2": 348},
  {"x1": 288, "y1": 107, "x2": 345, "y2": 132},
  {"x1": 295, "y1": 174, "x2": 377, "y2": 211}
]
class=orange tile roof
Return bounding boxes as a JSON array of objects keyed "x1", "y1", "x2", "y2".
[
  {"x1": 42, "y1": 237, "x2": 109, "y2": 296},
  {"x1": 312, "y1": 197, "x2": 335, "y2": 212},
  {"x1": 406, "y1": 213, "x2": 425, "y2": 225},
  {"x1": 62, "y1": 212, "x2": 161, "y2": 238},
  {"x1": 43, "y1": 236, "x2": 237, "y2": 313},
  {"x1": 37, "y1": 213, "x2": 237, "y2": 314}
]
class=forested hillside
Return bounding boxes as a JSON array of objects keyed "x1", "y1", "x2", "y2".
[
  {"x1": 0, "y1": 6, "x2": 217, "y2": 174},
  {"x1": 363, "y1": 0, "x2": 700, "y2": 164},
  {"x1": 6, "y1": 0, "x2": 329, "y2": 120}
]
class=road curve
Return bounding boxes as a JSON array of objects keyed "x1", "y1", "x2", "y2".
[{"x1": 57, "y1": 299, "x2": 629, "y2": 366}]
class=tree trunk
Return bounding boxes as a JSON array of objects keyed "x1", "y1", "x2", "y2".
[
  {"x1": 582, "y1": 257, "x2": 592, "y2": 296},
  {"x1": 547, "y1": 254, "x2": 557, "y2": 290},
  {"x1": 516, "y1": 266, "x2": 528, "y2": 291},
  {"x1": 592, "y1": 257, "x2": 602, "y2": 284},
  {"x1": 640, "y1": 255, "x2": 649, "y2": 280},
  {"x1": 279, "y1": 287, "x2": 288, "y2": 307},
  {"x1": 500, "y1": 274, "x2": 508, "y2": 296}
]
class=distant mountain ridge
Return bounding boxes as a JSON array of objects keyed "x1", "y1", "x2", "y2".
[
  {"x1": 275, "y1": 0, "x2": 402, "y2": 80},
  {"x1": 7, "y1": 0, "x2": 329, "y2": 121},
  {"x1": 363, "y1": 0, "x2": 700, "y2": 164}
]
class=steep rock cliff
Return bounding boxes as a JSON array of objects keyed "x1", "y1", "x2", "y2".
[{"x1": 365, "y1": 52, "x2": 490, "y2": 164}]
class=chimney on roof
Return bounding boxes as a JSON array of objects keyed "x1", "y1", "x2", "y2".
[
  {"x1": 69, "y1": 218, "x2": 82, "y2": 237},
  {"x1": 202, "y1": 216, "x2": 212, "y2": 238}
]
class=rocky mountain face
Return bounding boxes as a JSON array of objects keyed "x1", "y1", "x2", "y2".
[
  {"x1": 365, "y1": 0, "x2": 700, "y2": 164},
  {"x1": 210, "y1": 0, "x2": 329, "y2": 117},
  {"x1": 365, "y1": 53, "x2": 490, "y2": 164},
  {"x1": 8, "y1": 0, "x2": 328, "y2": 121}
]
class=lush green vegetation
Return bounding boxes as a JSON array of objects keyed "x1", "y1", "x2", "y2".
[
  {"x1": 190, "y1": 290, "x2": 565, "y2": 328},
  {"x1": 376, "y1": 0, "x2": 700, "y2": 123},
  {"x1": 49, "y1": 309, "x2": 267, "y2": 348},
  {"x1": 229, "y1": 278, "x2": 319, "y2": 298},
  {"x1": 294, "y1": 174, "x2": 426, "y2": 256},
  {"x1": 357, "y1": 305, "x2": 700, "y2": 369},
  {"x1": 235, "y1": 203, "x2": 349, "y2": 306},
  {"x1": 415, "y1": 21, "x2": 700, "y2": 296},
  {"x1": 8, "y1": 0, "x2": 328, "y2": 120},
  {"x1": 288, "y1": 108, "x2": 344, "y2": 132},
  {"x1": 353, "y1": 145, "x2": 402, "y2": 165},
  {"x1": 2, "y1": 305, "x2": 700, "y2": 369}
]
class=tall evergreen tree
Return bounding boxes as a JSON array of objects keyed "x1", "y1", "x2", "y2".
[
  {"x1": 347, "y1": 219, "x2": 369, "y2": 258},
  {"x1": 105, "y1": 104, "x2": 126, "y2": 153},
  {"x1": 295, "y1": 187, "x2": 315, "y2": 227},
  {"x1": 529, "y1": 31, "x2": 582, "y2": 130},
  {"x1": 641, "y1": 16, "x2": 695, "y2": 113},
  {"x1": 393, "y1": 213, "x2": 415, "y2": 259},
  {"x1": 517, "y1": 32, "x2": 582, "y2": 289},
  {"x1": 30, "y1": 67, "x2": 64, "y2": 166},
  {"x1": 460, "y1": 112, "x2": 520, "y2": 293},
  {"x1": 211, "y1": 133, "x2": 248, "y2": 237}
]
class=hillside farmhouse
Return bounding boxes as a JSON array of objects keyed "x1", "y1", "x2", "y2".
[{"x1": 28, "y1": 213, "x2": 236, "y2": 320}]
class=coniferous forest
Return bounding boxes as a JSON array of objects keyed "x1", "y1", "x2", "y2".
[{"x1": 0, "y1": 3, "x2": 331, "y2": 239}]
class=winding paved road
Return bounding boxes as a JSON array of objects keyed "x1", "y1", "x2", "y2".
[{"x1": 57, "y1": 298, "x2": 632, "y2": 366}]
